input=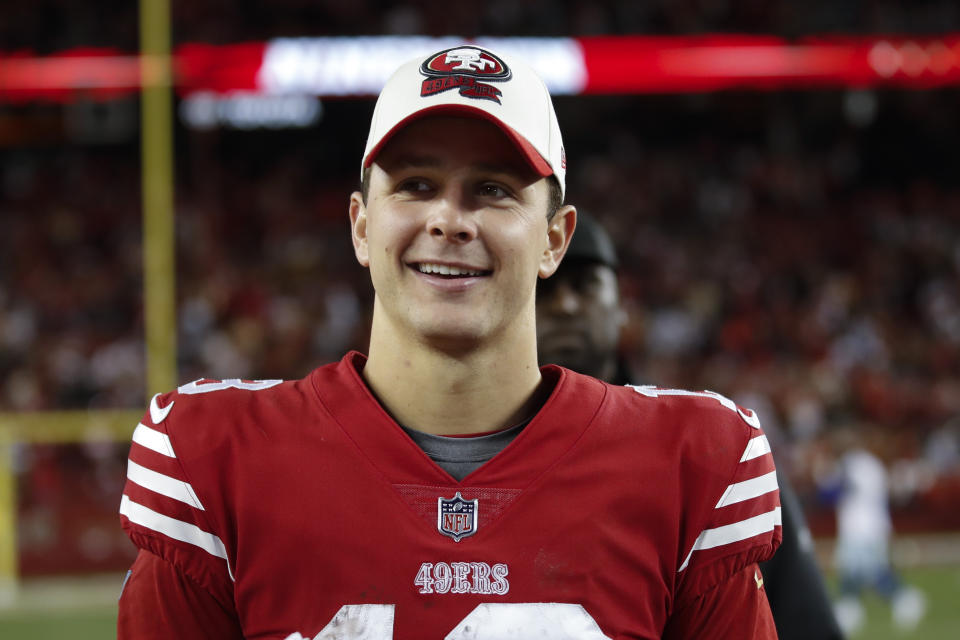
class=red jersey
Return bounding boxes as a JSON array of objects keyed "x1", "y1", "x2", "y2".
[{"x1": 119, "y1": 352, "x2": 781, "y2": 639}]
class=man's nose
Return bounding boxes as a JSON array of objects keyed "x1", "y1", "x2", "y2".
[{"x1": 425, "y1": 198, "x2": 478, "y2": 244}]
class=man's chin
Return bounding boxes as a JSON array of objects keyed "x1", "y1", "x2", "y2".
[{"x1": 417, "y1": 325, "x2": 489, "y2": 355}]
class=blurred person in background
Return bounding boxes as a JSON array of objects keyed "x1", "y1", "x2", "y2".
[
  {"x1": 819, "y1": 426, "x2": 927, "y2": 635},
  {"x1": 537, "y1": 210, "x2": 844, "y2": 640}
]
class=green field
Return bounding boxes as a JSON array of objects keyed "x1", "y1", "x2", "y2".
[
  {"x1": 828, "y1": 565, "x2": 960, "y2": 640},
  {"x1": 0, "y1": 606, "x2": 116, "y2": 639},
  {"x1": 0, "y1": 566, "x2": 958, "y2": 639},
  {"x1": 0, "y1": 574, "x2": 120, "y2": 640}
]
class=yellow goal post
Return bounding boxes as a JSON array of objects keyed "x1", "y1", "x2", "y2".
[{"x1": 0, "y1": 0, "x2": 176, "y2": 603}]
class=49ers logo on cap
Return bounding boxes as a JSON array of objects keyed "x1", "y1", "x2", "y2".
[{"x1": 420, "y1": 46, "x2": 512, "y2": 104}]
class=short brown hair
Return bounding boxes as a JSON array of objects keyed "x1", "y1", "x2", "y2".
[{"x1": 360, "y1": 168, "x2": 563, "y2": 221}]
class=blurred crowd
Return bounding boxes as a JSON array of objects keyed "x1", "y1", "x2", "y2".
[
  {"x1": 4, "y1": 90, "x2": 960, "y2": 524},
  {"x1": 572, "y1": 92, "x2": 960, "y2": 532},
  {"x1": 2, "y1": 1, "x2": 960, "y2": 573}
]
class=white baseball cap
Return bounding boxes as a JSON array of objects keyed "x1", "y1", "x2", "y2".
[{"x1": 361, "y1": 45, "x2": 567, "y2": 200}]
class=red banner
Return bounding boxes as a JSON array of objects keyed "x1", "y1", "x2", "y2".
[{"x1": 2, "y1": 35, "x2": 959, "y2": 102}]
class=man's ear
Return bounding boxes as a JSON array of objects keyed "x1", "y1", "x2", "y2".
[
  {"x1": 349, "y1": 191, "x2": 369, "y2": 267},
  {"x1": 539, "y1": 206, "x2": 577, "y2": 278}
]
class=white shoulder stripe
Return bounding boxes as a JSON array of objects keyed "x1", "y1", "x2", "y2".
[
  {"x1": 714, "y1": 470, "x2": 779, "y2": 508},
  {"x1": 132, "y1": 423, "x2": 176, "y2": 458},
  {"x1": 740, "y1": 435, "x2": 771, "y2": 462},
  {"x1": 120, "y1": 495, "x2": 234, "y2": 581},
  {"x1": 127, "y1": 460, "x2": 205, "y2": 510},
  {"x1": 679, "y1": 507, "x2": 782, "y2": 572}
]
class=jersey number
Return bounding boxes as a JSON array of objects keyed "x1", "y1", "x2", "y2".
[
  {"x1": 286, "y1": 603, "x2": 611, "y2": 639},
  {"x1": 629, "y1": 385, "x2": 761, "y2": 428},
  {"x1": 177, "y1": 378, "x2": 283, "y2": 395}
]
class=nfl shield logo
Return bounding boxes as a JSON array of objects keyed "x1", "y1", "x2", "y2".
[{"x1": 437, "y1": 492, "x2": 478, "y2": 542}]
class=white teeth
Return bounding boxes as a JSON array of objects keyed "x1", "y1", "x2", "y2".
[{"x1": 418, "y1": 263, "x2": 485, "y2": 277}]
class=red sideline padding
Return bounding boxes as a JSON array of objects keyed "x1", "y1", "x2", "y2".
[
  {"x1": 578, "y1": 34, "x2": 960, "y2": 92},
  {"x1": 1, "y1": 34, "x2": 960, "y2": 102}
]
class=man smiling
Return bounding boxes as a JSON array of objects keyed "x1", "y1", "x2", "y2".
[
  {"x1": 118, "y1": 45, "x2": 782, "y2": 639},
  {"x1": 350, "y1": 114, "x2": 568, "y2": 434}
]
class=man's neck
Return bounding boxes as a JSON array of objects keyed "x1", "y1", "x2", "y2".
[{"x1": 362, "y1": 316, "x2": 545, "y2": 436}]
